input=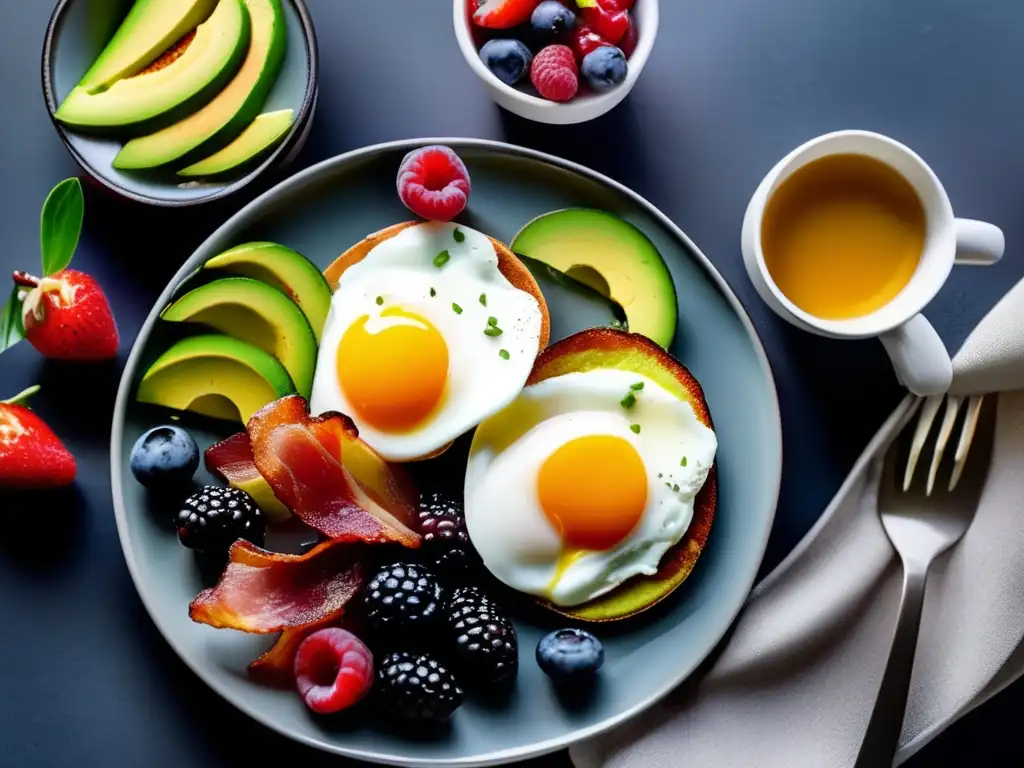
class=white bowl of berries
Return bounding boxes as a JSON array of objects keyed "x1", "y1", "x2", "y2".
[{"x1": 455, "y1": 0, "x2": 658, "y2": 125}]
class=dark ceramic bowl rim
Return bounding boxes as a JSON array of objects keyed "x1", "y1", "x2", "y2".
[
  {"x1": 40, "y1": 0, "x2": 319, "y2": 208},
  {"x1": 110, "y1": 137, "x2": 783, "y2": 766}
]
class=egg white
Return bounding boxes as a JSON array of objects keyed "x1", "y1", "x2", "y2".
[
  {"x1": 310, "y1": 222, "x2": 543, "y2": 462},
  {"x1": 465, "y1": 369, "x2": 718, "y2": 607}
]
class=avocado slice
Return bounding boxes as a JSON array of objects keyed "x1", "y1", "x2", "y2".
[
  {"x1": 114, "y1": 0, "x2": 287, "y2": 170},
  {"x1": 160, "y1": 277, "x2": 317, "y2": 399},
  {"x1": 55, "y1": 0, "x2": 249, "y2": 130},
  {"x1": 137, "y1": 334, "x2": 295, "y2": 424},
  {"x1": 200, "y1": 242, "x2": 330, "y2": 342},
  {"x1": 512, "y1": 209, "x2": 678, "y2": 349},
  {"x1": 73, "y1": 0, "x2": 218, "y2": 93},
  {"x1": 179, "y1": 108, "x2": 294, "y2": 177}
]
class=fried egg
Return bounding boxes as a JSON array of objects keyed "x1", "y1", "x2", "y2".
[
  {"x1": 310, "y1": 222, "x2": 544, "y2": 462},
  {"x1": 465, "y1": 368, "x2": 717, "y2": 607}
]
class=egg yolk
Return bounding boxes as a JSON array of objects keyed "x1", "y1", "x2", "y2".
[
  {"x1": 337, "y1": 308, "x2": 449, "y2": 432},
  {"x1": 537, "y1": 434, "x2": 648, "y2": 551}
]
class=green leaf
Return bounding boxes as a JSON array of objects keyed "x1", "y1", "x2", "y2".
[
  {"x1": 2, "y1": 385, "x2": 40, "y2": 406},
  {"x1": 40, "y1": 178, "x2": 84, "y2": 276},
  {"x1": 576, "y1": 0, "x2": 599, "y2": 7},
  {"x1": 0, "y1": 286, "x2": 25, "y2": 354}
]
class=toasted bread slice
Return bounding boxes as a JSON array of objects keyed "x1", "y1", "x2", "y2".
[
  {"x1": 322, "y1": 222, "x2": 552, "y2": 461},
  {"x1": 527, "y1": 328, "x2": 717, "y2": 622}
]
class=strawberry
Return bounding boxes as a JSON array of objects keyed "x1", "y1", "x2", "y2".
[
  {"x1": 0, "y1": 386, "x2": 76, "y2": 489},
  {"x1": 14, "y1": 269, "x2": 119, "y2": 361},
  {"x1": 474, "y1": 0, "x2": 542, "y2": 29},
  {"x1": 577, "y1": 1, "x2": 629, "y2": 43}
]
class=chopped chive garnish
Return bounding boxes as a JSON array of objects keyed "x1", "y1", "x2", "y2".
[
  {"x1": 620, "y1": 392, "x2": 636, "y2": 409},
  {"x1": 375, "y1": 296, "x2": 384, "y2": 305},
  {"x1": 499, "y1": 349, "x2": 510, "y2": 360},
  {"x1": 657, "y1": 473, "x2": 663, "y2": 478},
  {"x1": 673, "y1": 484, "x2": 680, "y2": 492},
  {"x1": 487, "y1": 316, "x2": 499, "y2": 327},
  {"x1": 452, "y1": 303, "x2": 463, "y2": 315},
  {"x1": 429, "y1": 287, "x2": 436, "y2": 297},
  {"x1": 484, "y1": 326, "x2": 504, "y2": 337},
  {"x1": 454, "y1": 228, "x2": 465, "y2": 243},
  {"x1": 665, "y1": 482, "x2": 672, "y2": 489},
  {"x1": 630, "y1": 424, "x2": 641, "y2": 434},
  {"x1": 631, "y1": 382, "x2": 645, "y2": 391},
  {"x1": 479, "y1": 293, "x2": 487, "y2": 306},
  {"x1": 681, "y1": 456, "x2": 688, "y2": 467},
  {"x1": 433, "y1": 250, "x2": 451, "y2": 268}
]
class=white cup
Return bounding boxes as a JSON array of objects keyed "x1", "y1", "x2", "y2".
[{"x1": 742, "y1": 130, "x2": 1005, "y2": 396}]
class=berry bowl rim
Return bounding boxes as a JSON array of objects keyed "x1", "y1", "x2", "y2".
[{"x1": 453, "y1": 0, "x2": 659, "y2": 125}]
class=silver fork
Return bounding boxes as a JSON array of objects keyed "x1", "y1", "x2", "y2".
[{"x1": 853, "y1": 394, "x2": 996, "y2": 768}]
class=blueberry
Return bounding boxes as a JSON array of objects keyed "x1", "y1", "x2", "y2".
[
  {"x1": 479, "y1": 39, "x2": 533, "y2": 86},
  {"x1": 130, "y1": 426, "x2": 200, "y2": 490},
  {"x1": 536, "y1": 628, "x2": 604, "y2": 682},
  {"x1": 581, "y1": 46, "x2": 628, "y2": 92},
  {"x1": 530, "y1": 1, "x2": 576, "y2": 42}
]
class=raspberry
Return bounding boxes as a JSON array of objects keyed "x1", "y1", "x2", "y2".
[
  {"x1": 530, "y1": 45, "x2": 579, "y2": 102},
  {"x1": 294, "y1": 628, "x2": 374, "y2": 714},
  {"x1": 397, "y1": 146, "x2": 471, "y2": 222}
]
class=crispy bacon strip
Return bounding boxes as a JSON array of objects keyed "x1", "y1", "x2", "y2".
[
  {"x1": 189, "y1": 540, "x2": 363, "y2": 634},
  {"x1": 248, "y1": 625, "x2": 324, "y2": 686},
  {"x1": 247, "y1": 396, "x2": 420, "y2": 547}
]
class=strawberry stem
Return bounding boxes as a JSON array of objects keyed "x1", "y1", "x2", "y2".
[
  {"x1": 12, "y1": 271, "x2": 39, "y2": 289},
  {"x1": 2, "y1": 384, "x2": 41, "y2": 406}
]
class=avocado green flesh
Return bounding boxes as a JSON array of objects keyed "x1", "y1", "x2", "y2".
[
  {"x1": 137, "y1": 334, "x2": 294, "y2": 424},
  {"x1": 114, "y1": 0, "x2": 287, "y2": 170},
  {"x1": 512, "y1": 209, "x2": 678, "y2": 349},
  {"x1": 75, "y1": 0, "x2": 218, "y2": 93},
  {"x1": 202, "y1": 242, "x2": 331, "y2": 342},
  {"x1": 179, "y1": 108, "x2": 294, "y2": 177},
  {"x1": 55, "y1": 0, "x2": 249, "y2": 129},
  {"x1": 160, "y1": 277, "x2": 317, "y2": 399}
]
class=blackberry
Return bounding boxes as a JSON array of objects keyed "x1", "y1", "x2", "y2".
[
  {"x1": 418, "y1": 492, "x2": 475, "y2": 575},
  {"x1": 376, "y1": 652, "x2": 463, "y2": 722},
  {"x1": 364, "y1": 562, "x2": 443, "y2": 634},
  {"x1": 446, "y1": 586, "x2": 518, "y2": 684},
  {"x1": 176, "y1": 486, "x2": 265, "y2": 555}
]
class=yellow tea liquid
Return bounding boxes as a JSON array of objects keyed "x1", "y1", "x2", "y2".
[{"x1": 762, "y1": 153, "x2": 926, "y2": 320}]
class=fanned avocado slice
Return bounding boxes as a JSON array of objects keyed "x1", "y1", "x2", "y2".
[
  {"x1": 114, "y1": 0, "x2": 287, "y2": 169},
  {"x1": 160, "y1": 277, "x2": 317, "y2": 399},
  {"x1": 137, "y1": 334, "x2": 295, "y2": 424},
  {"x1": 179, "y1": 108, "x2": 294, "y2": 177},
  {"x1": 201, "y1": 242, "x2": 331, "y2": 342},
  {"x1": 55, "y1": 0, "x2": 249, "y2": 130},
  {"x1": 74, "y1": 0, "x2": 218, "y2": 93}
]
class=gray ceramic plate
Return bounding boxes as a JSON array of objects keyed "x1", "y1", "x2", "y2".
[
  {"x1": 42, "y1": 0, "x2": 318, "y2": 207},
  {"x1": 111, "y1": 139, "x2": 782, "y2": 766}
]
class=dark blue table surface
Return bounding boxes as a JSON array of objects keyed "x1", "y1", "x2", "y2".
[{"x1": 2, "y1": 1, "x2": 1022, "y2": 765}]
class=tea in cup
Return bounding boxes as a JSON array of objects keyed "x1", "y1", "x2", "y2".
[{"x1": 742, "y1": 130, "x2": 1005, "y2": 396}]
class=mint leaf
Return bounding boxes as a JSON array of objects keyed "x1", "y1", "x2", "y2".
[
  {"x1": 0, "y1": 286, "x2": 25, "y2": 354},
  {"x1": 576, "y1": 0, "x2": 599, "y2": 7},
  {"x1": 40, "y1": 178, "x2": 84, "y2": 276}
]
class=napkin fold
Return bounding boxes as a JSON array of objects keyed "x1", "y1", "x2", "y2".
[{"x1": 571, "y1": 277, "x2": 1024, "y2": 768}]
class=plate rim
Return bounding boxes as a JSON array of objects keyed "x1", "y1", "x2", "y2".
[
  {"x1": 40, "y1": 0, "x2": 320, "y2": 208},
  {"x1": 109, "y1": 137, "x2": 783, "y2": 766}
]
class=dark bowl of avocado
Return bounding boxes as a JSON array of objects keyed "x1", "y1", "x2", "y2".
[{"x1": 42, "y1": 0, "x2": 318, "y2": 207}]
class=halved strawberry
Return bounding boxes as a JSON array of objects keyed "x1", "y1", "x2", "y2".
[
  {"x1": 474, "y1": 0, "x2": 542, "y2": 29},
  {"x1": 0, "y1": 386, "x2": 76, "y2": 489}
]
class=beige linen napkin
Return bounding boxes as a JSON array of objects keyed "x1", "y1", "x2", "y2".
[{"x1": 571, "y1": 277, "x2": 1024, "y2": 768}]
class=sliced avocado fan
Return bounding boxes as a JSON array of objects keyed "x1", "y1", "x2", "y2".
[
  {"x1": 74, "y1": 0, "x2": 218, "y2": 93},
  {"x1": 179, "y1": 108, "x2": 294, "y2": 177},
  {"x1": 54, "y1": 0, "x2": 249, "y2": 130},
  {"x1": 114, "y1": 0, "x2": 287, "y2": 170}
]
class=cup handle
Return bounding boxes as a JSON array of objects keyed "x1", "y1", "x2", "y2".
[
  {"x1": 954, "y1": 219, "x2": 1005, "y2": 265},
  {"x1": 879, "y1": 314, "x2": 952, "y2": 396}
]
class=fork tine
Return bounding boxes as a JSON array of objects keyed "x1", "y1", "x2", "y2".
[
  {"x1": 926, "y1": 396, "x2": 961, "y2": 496},
  {"x1": 949, "y1": 395, "x2": 986, "y2": 491},
  {"x1": 904, "y1": 395, "x2": 944, "y2": 491}
]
